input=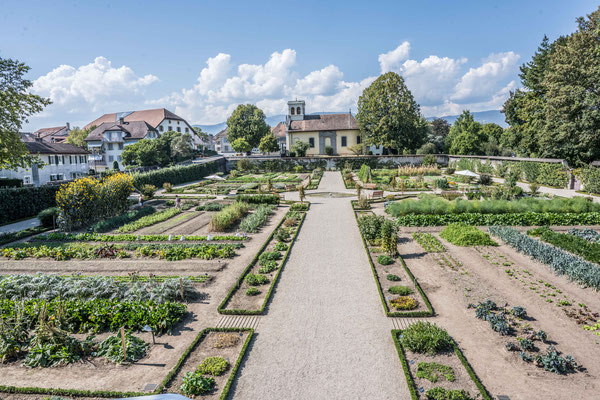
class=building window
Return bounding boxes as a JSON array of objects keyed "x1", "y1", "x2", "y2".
[
  {"x1": 341, "y1": 136, "x2": 347, "y2": 147},
  {"x1": 117, "y1": 156, "x2": 122, "y2": 161},
  {"x1": 357, "y1": 136, "x2": 362, "y2": 144},
  {"x1": 290, "y1": 107, "x2": 295, "y2": 115},
  {"x1": 108, "y1": 155, "x2": 114, "y2": 162},
  {"x1": 177, "y1": 127, "x2": 181, "y2": 132},
  {"x1": 296, "y1": 106, "x2": 301, "y2": 115},
  {"x1": 49, "y1": 156, "x2": 55, "y2": 165},
  {"x1": 185, "y1": 127, "x2": 189, "y2": 133},
  {"x1": 159, "y1": 125, "x2": 164, "y2": 132},
  {"x1": 309, "y1": 138, "x2": 315, "y2": 148},
  {"x1": 177, "y1": 121, "x2": 180, "y2": 125},
  {"x1": 118, "y1": 143, "x2": 123, "y2": 150},
  {"x1": 23, "y1": 176, "x2": 32, "y2": 185},
  {"x1": 80, "y1": 155, "x2": 85, "y2": 163},
  {"x1": 168, "y1": 126, "x2": 172, "y2": 131},
  {"x1": 107, "y1": 143, "x2": 113, "y2": 150}
]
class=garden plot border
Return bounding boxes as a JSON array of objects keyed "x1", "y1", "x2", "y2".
[
  {"x1": 354, "y1": 212, "x2": 434, "y2": 317},
  {"x1": 0, "y1": 327, "x2": 253, "y2": 400},
  {"x1": 391, "y1": 329, "x2": 491, "y2": 400},
  {"x1": 218, "y1": 204, "x2": 308, "y2": 315}
]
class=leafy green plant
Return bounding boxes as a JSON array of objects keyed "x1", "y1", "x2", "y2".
[
  {"x1": 377, "y1": 255, "x2": 394, "y2": 265},
  {"x1": 357, "y1": 215, "x2": 384, "y2": 242},
  {"x1": 532, "y1": 227, "x2": 600, "y2": 265},
  {"x1": 244, "y1": 274, "x2": 269, "y2": 286},
  {"x1": 210, "y1": 202, "x2": 249, "y2": 231},
  {"x1": 440, "y1": 224, "x2": 497, "y2": 246},
  {"x1": 390, "y1": 296, "x2": 418, "y2": 310},
  {"x1": 96, "y1": 332, "x2": 148, "y2": 363},
  {"x1": 239, "y1": 204, "x2": 276, "y2": 233},
  {"x1": 389, "y1": 286, "x2": 413, "y2": 296},
  {"x1": 258, "y1": 261, "x2": 278, "y2": 274},
  {"x1": 380, "y1": 219, "x2": 398, "y2": 255},
  {"x1": 246, "y1": 287, "x2": 261, "y2": 296},
  {"x1": 274, "y1": 242, "x2": 288, "y2": 251},
  {"x1": 117, "y1": 208, "x2": 181, "y2": 233},
  {"x1": 387, "y1": 274, "x2": 401, "y2": 281},
  {"x1": 416, "y1": 362, "x2": 455, "y2": 383},
  {"x1": 90, "y1": 206, "x2": 155, "y2": 232},
  {"x1": 396, "y1": 211, "x2": 600, "y2": 227},
  {"x1": 400, "y1": 322, "x2": 453, "y2": 355},
  {"x1": 426, "y1": 387, "x2": 474, "y2": 400},
  {"x1": 37, "y1": 207, "x2": 59, "y2": 228},
  {"x1": 235, "y1": 194, "x2": 280, "y2": 204},
  {"x1": 180, "y1": 371, "x2": 215, "y2": 396},
  {"x1": 412, "y1": 232, "x2": 445, "y2": 252},
  {"x1": 196, "y1": 356, "x2": 229, "y2": 376}
]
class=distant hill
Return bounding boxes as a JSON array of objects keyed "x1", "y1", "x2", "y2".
[
  {"x1": 194, "y1": 109, "x2": 507, "y2": 135},
  {"x1": 427, "y1": 110, "x2": 506, "y2": 127}
]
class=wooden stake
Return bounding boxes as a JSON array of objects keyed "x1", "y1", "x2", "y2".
[
  {"x1": 180, "y1": 277, "x2": 184, "y2": 301},
  {"x1": 120, "y1": 327, "x2": 127, "y2": 361}
]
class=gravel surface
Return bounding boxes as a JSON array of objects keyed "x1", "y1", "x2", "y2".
[{"x1": 231, "y1": 172, "x2": 408, "y2": 399}]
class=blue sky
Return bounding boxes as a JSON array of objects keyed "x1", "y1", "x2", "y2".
[{"x1": 2, "y1": 0, "x2": 597, "y2": 129}]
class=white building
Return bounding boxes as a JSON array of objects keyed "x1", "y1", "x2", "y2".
[
  {"x1": 84, "y1": 108, "x2": 208, "y2": 149},
  {"x1": 0, "y1": 140, "x2": 89, "y2": 186},
  {"x1": 85, "y1": 120, "x2": 159, "y2": 171},
  {"x1": 214, "y1": 128, "x2": 233, "y2": 154}
]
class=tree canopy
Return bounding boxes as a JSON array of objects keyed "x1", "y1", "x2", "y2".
[
  {"x1": 445, "y1": 111, "x2": 485, "y2": 155},
  {"x1": 258, "y1": 134, "x2": 279, "y2": 153},
  {"x1": 502, "y1": 6, "x2": 600, "y2": 166},
  {"x1": 226, "y1": 104, "x2": 271, "y2": 153},
  {"x1": 356, "y1": 72, "x2": 427, "y2": 154},
  {"x1": 122, "y1": 131, "x2": 194, "y2": 167},
  {"x1": 66, "y1": 125, "x2": 94, "y2": 149},
  {"x1": 0, "y1": 57, "x2": 51, "y2": 169}
]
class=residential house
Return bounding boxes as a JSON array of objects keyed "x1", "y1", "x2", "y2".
[
  {"x1": 284, "y1": 100, "x2": 362, "y2": 156},
  {"x1": 214, "y1": 128, "x2": 233, "y2": 154},
  {"x1": 0, "y1": 140, "x2": 89, "y2": 186},
  {"x1": 270, "y1": 122, "x2": 287, "y2": 154},
  {"x1": 84, "y1": 120, "x2": 159, "y2": 171},
  {"x1": 33, "y1": 123, "x2": 71, "y2": 143},
  {"x1": 84, "y1": 108, "x2": 207, "y2": 149}
]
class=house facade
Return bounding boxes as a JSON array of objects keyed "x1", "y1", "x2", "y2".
[
  {"x1": 85, "y1": 120, "x2": 159, "y2": 171},
  {"x1": 284, "y1": 100, "x2": 362, "y2": 156},
  {"x1": 214, "y1": 128, "x2": 233, "y2": 154},
  {"x1": 84, "y1": 108, "x2": 207, "y2": 149},
  {"x1": 33, "y1": 123, "x2": 71, "y2": 143},
  {"x1": 0, "y1": 140, "x2": 89, "y2": 186}
]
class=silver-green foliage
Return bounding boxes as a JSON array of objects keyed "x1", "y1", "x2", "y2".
[
  {"x1": 489, "y1": 226, "x2": 600, "y2": 290},
  {"x1": 0, "y1": 274, "x2": 197, "y2": 303},
  {"x1": 239, "y1": 204, "x2": 276, "y2": 233}
]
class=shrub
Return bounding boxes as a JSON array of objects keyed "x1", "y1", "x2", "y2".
[
  {"x1": 0, "y1": 178, "x2": 23, "y2": 188},
  {"x1": 445, "y1": 168, "x2": 455, "y2": 175},
  {"x1": 387, "y1": 274, "x2": 401, "y2": 281},
  {"x1": 246, "y1": 287, "x2": 261, "y2": 296},
  {"x1": 421, "y1": 154, "x2": 437, "y2": 166},
  {"x1": 380, "y1": 219, "x2": 398, "y2": 255},
  {"x1": 180, "y1": 371, "x2": 215, "y2": 396},
  {"x1": 140, "y1": 184, "x2": 157, "y2": 200},
  {"x1": 0, "y1": 186, "x2": 60, "y2": 225},
  {"x1": 357, "y1": 215, "x2": 384, "y2": 242},
  {"x1": 196, "y1": 356, "x2": 229, "y2": 376},
  {"x1": 37, "y1": 207, "x2": 59, "y2": 228},
  {"x1": 478, "y1": 173, "x2": 492, "y2": 185},
  {"x1": 390, "y1": 296, "x2": 418, "y2": 310},
  {"x1": 377, "y1": 255, "x2": 394, "y2": 265},
  {"x1": 96, "y1": 332, "x2": 148, "y2": 363},
  {"x1": 440, "y1": 224, "x2": 497, "y2": 246},
  {"x1": 274, "y1": 242, "x2": 288, "y2": 251},
  {"x1": 400, "y1": 322, "x2": 453, "y2": 355},
  {"x1": 163, "y1": 182, "x2": 173, "y2": 192},
  {"x1": 258, "y1": 261, "x2": 278, "y2": 274},
  {"x1": 132, "y1": 160, "x2": 221, "y2": 188},
  {"x1": 245, "y1": 274, "x2": 269, "y2": 286},
  {"x1": 210, "y1": 202, "x2": 249, "y2": 231},
  {"x1": 275, "y1": 228, "x2": 291, "y2": 242},
  {"x1": 290, "y1": 202, "x2": 308, "y2": 211},
  {"x1": 582, "y1": 167, "x2": 600, "y2": 194},
  {"x1": 435, "y1": 178, "x2": 449, "y2": 189},
  {"x1": 389, "y1": 286, "x2": 413, "y2": 296},
  {"x1": 283, "y1": 217, "x2": 297, "y2": 227},
  {"x1": 237, "y1": 158, "x2": 253, "y2": 172},
  {"x1": 259, "y1": 251, "x2": 282, "y2": 265},
  {"x1": 324, "y1": 146, "x2": 334, "y2": 156}
]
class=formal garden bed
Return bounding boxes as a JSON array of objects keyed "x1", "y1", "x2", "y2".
[
  {"x1": 392, "y1": 322, "x2": 491, "y2": 400},
  {"x1": 355, "y1": 213, "x2": 433, "y2": 317},
  {"x1": 218, "y1": 203, "x2": 308, "y2": 314}
]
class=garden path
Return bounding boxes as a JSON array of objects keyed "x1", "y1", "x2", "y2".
[{"x1": 231, "y1": 172, "x2": 409, "y2": 399}]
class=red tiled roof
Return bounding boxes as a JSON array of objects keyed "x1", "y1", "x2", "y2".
[
  {"x1": 85, "y1": 121, "x2": 157, "y2": 141},
  {"x1": 271, "y1": 122, "x2": 286, "y2": 138},
  {"x1": 83, "y1": 108, "x2": 185, "y2": 130},
  {"x1": 288, "y1": 113, "x2": 358, "y2": 132}
]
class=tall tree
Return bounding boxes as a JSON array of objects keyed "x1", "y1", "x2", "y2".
[
  {"x1": 258, "y1": 134, "x2": 279, "y2": 153},
  {"x1": 66, "y1": 125, "x2": 94, "y2": 149},
  {"x1": 446, "y1": 111, "x2": 484, "y2": 155},
  {"x1": 356, "y1": 72, "x2": 426, "y2": 154},
  {"x1": 226, "y1": 104, "x2": 270, "y2": 153},
  {"x1": 0, "y1": 57, "x2": 51, "y2": 168}
]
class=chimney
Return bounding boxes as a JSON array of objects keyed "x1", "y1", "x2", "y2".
[
  {"x1": 66, "y1": 122, "x2": 70, "y2": 130},
  {"x1": 119, "y1": 117, "x2": 125, "y2": 125}
]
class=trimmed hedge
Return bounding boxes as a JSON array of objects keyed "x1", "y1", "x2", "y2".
[
  {"x1": 0, "y1": 186, "x2": 60, "y2": 225},
  {"x1": 0, "y1": 178, "x2": 23, "y2": 188},
  {"x1": 396, "y1": 212, "x2": 600, "y2": 227},
  {"x1": 132, "y1": 160, "x2": 223, "y2": 189},
  {"x1": 581, "y1": 167, "x2": 600, "y2": 194},
  {"x1": 391, "y1": 329, "x2": 492, "y2": 400},
  {"x1": 235, "y1": 194, "x2": 280, "y2": 205}
]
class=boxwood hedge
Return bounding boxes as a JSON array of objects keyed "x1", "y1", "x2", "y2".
[
  {"x1": 0, "y1": 186, "x2": 60, "y2": 224},
  {"x1": 132, "y1": 160, "x2": 223, "y2": 189}
]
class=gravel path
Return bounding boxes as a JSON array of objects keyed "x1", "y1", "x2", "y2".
[{"x1": 232, "y1": 172, "x2": 408, "y2": 399}]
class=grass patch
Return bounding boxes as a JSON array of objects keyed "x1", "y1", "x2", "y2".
[{"x1": 440, "y1": 224, "x2": 497, "y2": 246}]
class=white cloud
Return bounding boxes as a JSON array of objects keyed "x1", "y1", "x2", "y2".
[
  {"x1": 31, "y1": 56, "x2": 158, "y2": 127},
  {"x1": 26, "y1": 44, "x2": 521, "y2": 129},
  {"x1": 378, "y1": 42, "x2": 411, "y2": 73}
]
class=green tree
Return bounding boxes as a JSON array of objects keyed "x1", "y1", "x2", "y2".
[
  {"x1": 226, "y1": 104, "x2": 270, "y2": 153},
  {"x1": 121, "y1": 139, "x2": 160, "y2": 167},
  {"x1": 446, "y1": 111, "x2": 484, "y2": 155},
  {"x1": 231, "y1": 137, "x2": 252, "y2": 153},
  {"x1": 428, "y1": 118, "x2": 450, "y2": 152},
  {"x1": 258, "y1": 134, "x2": 279, "y2": 153},
  {"x1": 356, "y1": 72, "x2": 426, "y2": 154},
  {"x1": 66, "y1": 125, "x2": 94, "y2": 149},
  {"x1": 0, "y1": 57, "x2": 51, "y2": 169},
  {"x1": 291, "y1": 140, "x2": 310, "y2": 157},
  {"x1": 170, "y1": 133, "x2": 194, "y2": 161}
]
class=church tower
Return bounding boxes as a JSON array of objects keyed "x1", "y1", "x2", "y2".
[{"x1": 287, "y1": 100, "x2": 305, "y2": 122}]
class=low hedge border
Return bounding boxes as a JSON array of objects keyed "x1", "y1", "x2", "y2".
[
  {"x1": 354, "y1": 211, "x2": 434, "y2": 318},
  {"x1": 391, "y1": 329, "x2": 492, "y2": 400},
  {"x1": 155, "y1": 195, "x2": 217, "y2": 200},
  {"x1": 218, "y1": 204, "x2": 309, "y2": 315},
  {"x1": 0, "y1": 327, "x2": 253, "y2": 399},
  {"x1": 0, "y1": 226, "x2": 51, "y2": 247}
]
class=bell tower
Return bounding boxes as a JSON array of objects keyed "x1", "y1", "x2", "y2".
[{"x1": 287, "y1": 100, "x2": 305, "y2": 122}]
